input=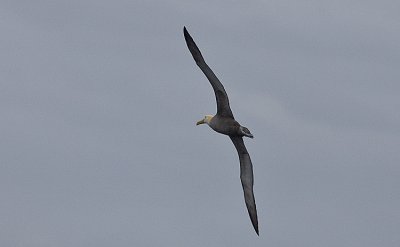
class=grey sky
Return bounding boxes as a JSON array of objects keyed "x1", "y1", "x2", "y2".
[{"x1": 1, "y1": 0, "x2": 399, "y2": 246}]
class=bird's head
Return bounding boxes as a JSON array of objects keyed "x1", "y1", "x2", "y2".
[
  {"x1": 240, "y1": 126, "x2": 254, "y2": 138},
  {"x1": 196, "y1": 115, "x2": 214, "y2": 126}
]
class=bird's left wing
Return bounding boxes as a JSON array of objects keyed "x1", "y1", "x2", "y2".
[
  {"x1": 183, "y1": 27, "x2": 234, "y2": 118},
  {"x1": 230, "y1": 136, "x2": 259, "y2": 235}
]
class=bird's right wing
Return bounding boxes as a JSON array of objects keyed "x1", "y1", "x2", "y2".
[
  {"x1": 230, "y1": 136, "x2": 259, "y2": 235},
  {"x1": 183, "y1": 27, "x2": 234, "y2": 118}
]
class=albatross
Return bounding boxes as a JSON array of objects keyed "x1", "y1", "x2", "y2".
[{"x1": 183, "y1": 27, "x2": 259, "y2": 235}]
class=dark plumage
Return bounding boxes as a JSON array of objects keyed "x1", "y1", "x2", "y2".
[{"x1": 184, "y1": 27, "x2": 259, "y2": 235}]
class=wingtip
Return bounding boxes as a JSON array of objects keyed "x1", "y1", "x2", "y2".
[
  {"x1": 183, "y1": 26, "x2": 191, "y2": 41},
  {"x1": 183, "y1": 26, "x2": 204, "y2": 64},
  {"x1": 250, "y1": 207, "x2": 259, "y2": 236},
  {"x1": 253, "y1": 221, "x2": 259, "y2": 236}
]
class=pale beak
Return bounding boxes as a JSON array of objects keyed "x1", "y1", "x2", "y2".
[{"x1": 196, "y1": 119, "x2": 205, "y2": 125}]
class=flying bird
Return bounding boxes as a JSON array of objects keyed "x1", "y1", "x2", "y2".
[{"x1": 183, "y1": 27, "x2": 259, "y2": 235}]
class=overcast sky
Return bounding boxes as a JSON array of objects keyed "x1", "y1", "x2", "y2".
[{"x1": 1, "y1": 1, "x2": 399, "y2": 246}]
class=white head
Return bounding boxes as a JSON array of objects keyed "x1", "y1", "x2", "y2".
[{"x1": 196, "y1": 115, "x2": 214, "y2": 126}]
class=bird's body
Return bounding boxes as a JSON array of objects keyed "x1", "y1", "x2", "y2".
[
  {"x1": 209, "y1": 115, "x2": 240, "y2": 135},
  {"x1": 184, "y1": 27, "x2": 259, "y2": 235}
]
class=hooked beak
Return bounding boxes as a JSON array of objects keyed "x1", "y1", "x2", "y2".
[{"x1": 196, "y1": 119, "x2": 205, "y2": 125}]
